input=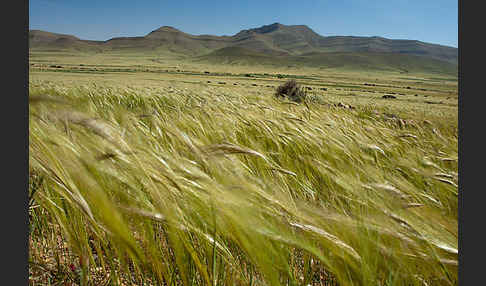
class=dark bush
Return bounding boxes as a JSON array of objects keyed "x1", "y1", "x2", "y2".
[{"x1": 274, "y1": 79, "x2": 307, "y2": 103}]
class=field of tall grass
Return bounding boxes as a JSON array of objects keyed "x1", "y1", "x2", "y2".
[{"x1": 29, "y1": 79, "x2": 457, "y2": 285}]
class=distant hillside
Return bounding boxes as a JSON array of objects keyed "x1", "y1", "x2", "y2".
[
  {"x1": 29, "y1": 30, "x2": 104, "y2": 52},
  {"x1": 29, "y1": 23, "x2": 458, "y2": 74},
  {"x1": 195, "y1": 46, "x2": 457, "y2": 75},
  {"x1": 315, "y1": 36, "x2": 457, "y2": 64}
]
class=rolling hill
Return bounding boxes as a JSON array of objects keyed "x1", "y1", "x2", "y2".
[
  {"x1": 29, "y1": 23, "x2": 458, "y2": 74},
  {"x1": 29, "y1": 30, "x2": 104, "y2": 52}
]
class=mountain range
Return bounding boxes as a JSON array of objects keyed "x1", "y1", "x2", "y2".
[{"x1": 29, "y1": 23, "x2": 458, "y2": 74}]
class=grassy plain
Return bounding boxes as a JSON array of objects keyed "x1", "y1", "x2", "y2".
[{"x1": 29, "y1": 50, "x2": 458, "y2": 286}]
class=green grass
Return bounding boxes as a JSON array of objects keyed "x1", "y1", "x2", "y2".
[{"x1": 29, "y1": 73, "x2": 457, "y2": 285}]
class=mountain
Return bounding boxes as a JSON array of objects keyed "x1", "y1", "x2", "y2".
[
  {"x1": 29, "y1": 30, "x2": 104, "y2": 52},
  {"x1": 211, "y1": 23, "x2": 457, "y2": 64},
  {"x1": 29, "y1": 23, "x2": 458, "y2": 73}
]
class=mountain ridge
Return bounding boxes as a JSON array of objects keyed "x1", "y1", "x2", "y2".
[{"x1": 29, "y1": 23, "x2": 458, "y2": 74}]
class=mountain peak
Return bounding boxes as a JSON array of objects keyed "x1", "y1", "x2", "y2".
[
  {"x1": 234, "y1": 23, "x2": 286, "y2": 38},
  {"x1": 145, "y1": 26, "x2": 185, "y2": 39},
  {"x1": 269, "y1": 22, "x2": 284, "y2": 28},
  {"x1": 250, "y1": 22, "x2": 286, "y2": 34},
  {"x1": 153, "y1": 26, "x2": 182, "y2": 33}
]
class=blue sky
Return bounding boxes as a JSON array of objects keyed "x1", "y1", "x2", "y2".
[{"x1": 29, "y1": 0, "x2": 458, "y2": 47}]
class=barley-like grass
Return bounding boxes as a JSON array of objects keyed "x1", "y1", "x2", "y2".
[{"x1": 29, "y1": 75, "x2": 457, "y2": 285}]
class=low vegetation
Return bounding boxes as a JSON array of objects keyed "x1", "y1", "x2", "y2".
[
  {"x1": 275, "y1": 79, "x2": 307, "y2": 103},
  {"x1": 29, "y1": 73, "x2": 457, "y2": 285}
]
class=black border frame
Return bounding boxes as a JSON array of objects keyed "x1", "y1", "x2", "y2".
[{"x1": 5, "y1": 0, "x2": 29, "y2": 284}]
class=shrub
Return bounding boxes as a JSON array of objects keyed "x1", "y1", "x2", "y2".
[{"x1": 274, "y1": 79, "x2": 307, "y2": 103}]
